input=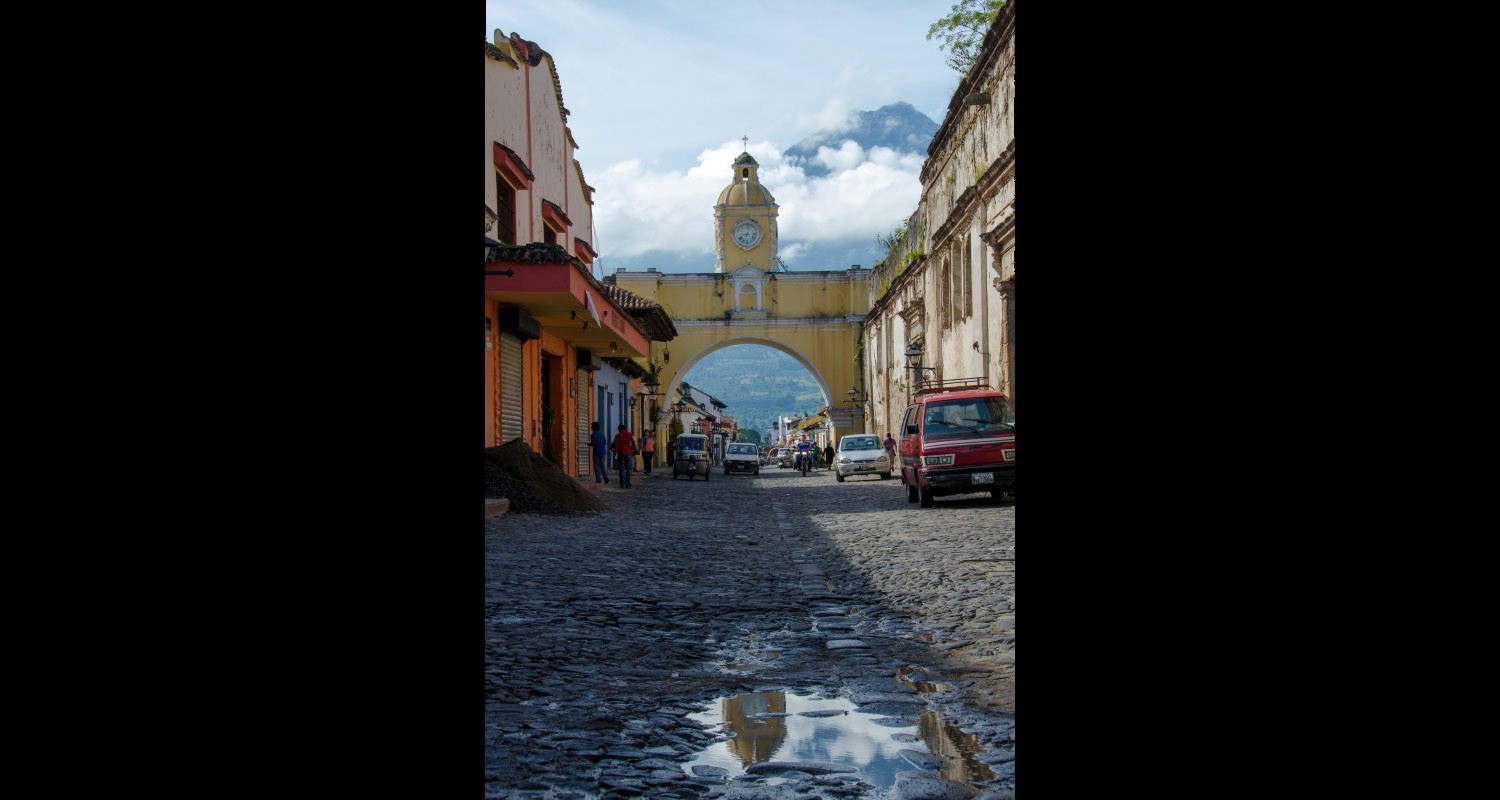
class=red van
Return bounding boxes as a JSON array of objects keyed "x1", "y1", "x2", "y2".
[{"x1": 898, "y1": 379, "x2": 1015, "y2": 508}]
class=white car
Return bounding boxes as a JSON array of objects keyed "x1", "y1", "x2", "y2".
[
  {"x1": 835, "y1": 434, "x2": 892, "y2": 482},
  {"x1": 724, "y1": 442, "x2": 761, "y2": 475}
]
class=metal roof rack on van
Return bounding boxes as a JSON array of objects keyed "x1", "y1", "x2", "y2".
[{"x1": 913, "y1": 377, "x2": 991, "y2": 396}]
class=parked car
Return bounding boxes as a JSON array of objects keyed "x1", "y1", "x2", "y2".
[
  {"x1": 775, "y1": 448, "x2": 794, "y2": 468},
  {"x1": 724, "y1": 442, "x2": 761, "y2": 475},
  {"x1": 898, "y1": 381, "x2": 1014, "y2": 507},
  {"x1": 835, "y1": 434, "x2": 892, "y2": 482},
  {"x1": 672, "y1": 434, "x2": 711, "y2": 481}
]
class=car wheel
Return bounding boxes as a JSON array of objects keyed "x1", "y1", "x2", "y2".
[
  {"x1": 836, "y1": 472, "x2": 845, "y2": 482},
  {"x1": 704, "y1": 471, "x2": 709, "y2": 481},
  {"x1": 919, "y1": 484, "x2": 934, "y2": 508},
  {"x1": 906, "y1": 483, "x2": 918, "y2": 503},
  {"x1": 753, "y1": 466, "x2": 759, "y2": 475},
  {"x1": 880, "y1": 472, "x2": 891, "y2": 480}
]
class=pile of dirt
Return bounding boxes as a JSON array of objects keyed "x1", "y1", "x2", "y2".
[{"x1": 484, "y1": 439, "x2": 607, "y2": 514}]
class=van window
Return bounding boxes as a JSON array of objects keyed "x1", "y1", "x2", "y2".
[{"x1": 922, "y1": 396, "x2": 1015, "y2": 442}]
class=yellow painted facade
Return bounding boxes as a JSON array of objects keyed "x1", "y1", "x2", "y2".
[{"x1": 609, "y1": 151, "x2": 872, "y2": 453}]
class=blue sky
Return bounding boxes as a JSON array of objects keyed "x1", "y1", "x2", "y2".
[{"x1": 487, "y1": 0, "x2": 965, "y2": 275}]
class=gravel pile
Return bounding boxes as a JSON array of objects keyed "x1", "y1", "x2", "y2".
[{"x1": 484, "y1": 439, "x2": 607, "y2": 514}]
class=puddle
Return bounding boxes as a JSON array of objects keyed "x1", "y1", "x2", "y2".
[
  {"x1": 895, "y1": 666, "x2": 953, "y2": 694},
  {"x1": 682, "y1": 690, "x2": 994, "y2": 788}
]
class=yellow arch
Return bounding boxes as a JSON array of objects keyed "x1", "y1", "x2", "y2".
[{"x1": 610, "y1": 267, "x2": 873, "y2": 449}]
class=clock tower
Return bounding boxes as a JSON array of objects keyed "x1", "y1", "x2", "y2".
[{"x1": 713, "y1": 146, "x2": 779, "y2": 274}]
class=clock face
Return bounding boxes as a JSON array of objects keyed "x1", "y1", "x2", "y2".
[{"x1": 733, "y1": 220, "x2": 761, "y2": 248}]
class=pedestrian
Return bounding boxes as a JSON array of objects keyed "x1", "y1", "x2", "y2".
[
  {"x1": 589, "y1": 421, "x2": 609, "y2": 484},
  {"x1": 811, "y1": 442, "x2": 822, "y2": 470},
  {"x1": 611, "y1": 424, "x2": 635, "y2": 489},
  {"x1": 666, "y1": 438, "x2": 676, "y2": 469},
  {"x1": 884, "y1": 432, "x2": 898, "y2": 462},
  {"x1": 825, "y1": 441, "x2": 836, "y2": 470},
  {"x1": 641, "y1": 430, "x2": 656, "y2": 475}
]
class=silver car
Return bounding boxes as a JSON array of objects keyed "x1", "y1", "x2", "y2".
[{"x1": 835, "y1": 434, "x2": 892, "y2": 482}]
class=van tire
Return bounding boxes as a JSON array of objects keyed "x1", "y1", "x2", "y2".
[
  {"x1": 919, "y1": 484, "x2": 935, "y2": 508},
  {"x1": 880, "y1": 472, "x2": 891, "y2": 480}
]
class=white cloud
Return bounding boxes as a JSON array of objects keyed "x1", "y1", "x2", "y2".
[
  {"x1": 814, "y1": 141, "x2": 867, "y2": 172},
  {"x1": 489, "y1": 1, "x2": 961, "y2": 270},
  {"x1": 594, "y1": 138, "x2": 921, "y2": 263}
]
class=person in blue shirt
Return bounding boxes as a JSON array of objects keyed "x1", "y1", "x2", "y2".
[
  {"x1": 589, "y1": 421, "x2": 609, "y2": 484},
  {"x1": 796, "y1": 437, "x2": 812, "y2": 472}
]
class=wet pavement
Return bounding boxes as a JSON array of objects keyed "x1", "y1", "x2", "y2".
[{"x1": 485, "y1": 462, "x2": 1015, "y2": 799}]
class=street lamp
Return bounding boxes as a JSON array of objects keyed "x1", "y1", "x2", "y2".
[
  {"x1": 905, "y1": 343, "x2": 935, "y2": 390},
  {"x1": 844, "y1": 386, "x2": 867, "y2": 439}
]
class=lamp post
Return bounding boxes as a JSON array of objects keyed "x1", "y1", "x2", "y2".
[
  {"x1": 846, "y1": 386, "x2": 867, "y2": 438},
  {"x1": 905, "y1": 344, "x2": 936, "y2": 392}
]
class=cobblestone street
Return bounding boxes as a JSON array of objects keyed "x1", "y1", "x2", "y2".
[{"x1": 485, "y1": 463, "x2": 1015, "y2": 799}]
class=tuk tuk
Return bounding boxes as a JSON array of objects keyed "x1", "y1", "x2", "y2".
[{"x1": 672, "y1": 433, "x2": 711, "y2": 481}]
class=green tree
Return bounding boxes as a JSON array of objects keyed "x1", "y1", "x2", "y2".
[
  {"x1": 739, "y1": 428, "x2": 763, "y2": 445},
  {"x1": 926, "y1": 0, "x2": 1006, "y2": 75}
]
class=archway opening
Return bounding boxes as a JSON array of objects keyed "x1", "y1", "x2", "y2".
[{"x1": 676, "y1": 343, "x2": 831, "y2": 450}]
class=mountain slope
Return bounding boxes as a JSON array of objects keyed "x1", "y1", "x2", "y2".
[
  {"x1": 783, "y1": 102, "x2": 938, "y2": 177},
  {"x1": 678, "y1": 345, "x2": 826, "y2": 441}
]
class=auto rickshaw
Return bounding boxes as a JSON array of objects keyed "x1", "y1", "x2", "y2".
[{"x1": 672, "y1": 433, "x2": 711, "y2": 481}]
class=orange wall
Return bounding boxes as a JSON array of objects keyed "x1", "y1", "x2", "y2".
[
  {"x1": 485, "y1": 299, "x2": 496, "y2": 447},
  {"x1": 487, "y1": 298, "x2": 599, "y2": 480}
]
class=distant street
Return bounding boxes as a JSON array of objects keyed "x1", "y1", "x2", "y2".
[{"x1": 485, "y1": 463, "x2": 1015, "y2": 799}]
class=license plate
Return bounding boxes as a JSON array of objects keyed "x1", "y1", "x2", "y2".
[
  {"x1": 1002, "y1": 450, "x2": 1015, "y2": 462},
  {"x1": 972, "y1": 472, "x2": 994, "y2": 484}
]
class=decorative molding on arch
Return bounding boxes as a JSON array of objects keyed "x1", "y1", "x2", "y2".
[{"x1": 729, "y1": 265, "x2": 766, "y2": 311}]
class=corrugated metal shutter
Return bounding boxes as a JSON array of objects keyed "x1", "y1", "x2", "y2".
[
  {"x1": 499, "y1": 333, "x2": 523, "y2": 442},
  {"x1": 576, "y1": 369, "x2": 591, "y2": 476}
]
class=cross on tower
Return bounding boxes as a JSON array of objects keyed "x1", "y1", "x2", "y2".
[{"x1": 741, "y1": 135, "x2": 749, "y2": 151}]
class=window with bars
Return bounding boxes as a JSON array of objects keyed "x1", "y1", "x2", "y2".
[{"x1": 495, "y1": 174, "x2": 516, "y2": 245}]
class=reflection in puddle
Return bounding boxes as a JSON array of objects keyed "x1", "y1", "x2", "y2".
[
  {"x1": 683, "y1": 691, "x2": 994, "y2": 788},
  {"x1": 895, "y1": 666, "x2": 953, "y2": 694}
]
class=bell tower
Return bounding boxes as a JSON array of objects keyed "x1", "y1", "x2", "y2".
[{"x1": 713, "y1": 140, "x2": 779, "y2": 274}]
